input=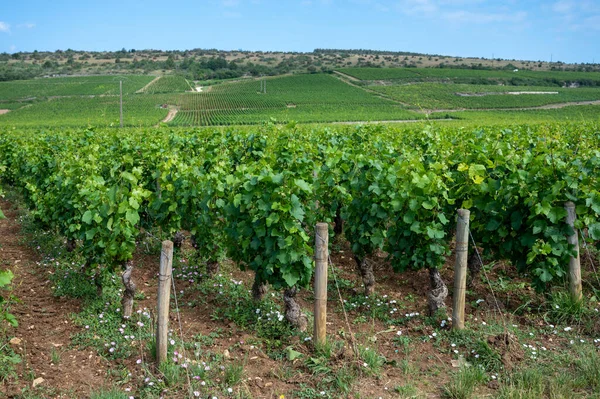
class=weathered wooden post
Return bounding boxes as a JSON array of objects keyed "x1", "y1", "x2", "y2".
[
  {"x1": 452, "y1": 209, "x2": 470, "y2": 330},
  {"x1": 314, "y1": 223, "x2": 328, "y2": 346},
  {"x1": 564, "y1": 202, "x2": 582, "y2": 303},
  {"x1": 156, "y1": 240, "x2": 173, "y2": 365}
]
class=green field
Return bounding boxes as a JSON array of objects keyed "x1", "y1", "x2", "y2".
[
  {"x1": 0, "y1": 94, "x2": 178, "y2": 127},
  {"x1": 370, "y1": 83, "x2": 600, "y2": 110},
  {"x1": 170, "y1": 74, "x2": 421, "y2": 125},
  {"x1": 338, "y1": 67, "x2": 600, "y2": 86},
  {"x1": 142, "y1": 75, "x2": 192, "y2": 93},
  {"x1": 0, "y1": 75, "x2": 154, "y2": 101},
  {"x1": 2, "y1": 69, "x2": 600, "y2": 127}
]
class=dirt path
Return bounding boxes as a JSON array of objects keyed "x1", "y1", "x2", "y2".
[
  {"x1": 136, "y1": 76, "x2": 161, "y2": 94},
  {"x1": 0, "y1": 200, "x2": 110, "y2": 397},
  {"x1": 333, "y1": 70, "x2": 361, "y2": 82},
  {"x1": 161, "y1": 107, "x2": 178, "y2": 123},
  {"x1": 330, "y1": 118, "x2": 453, "y2": 125},
  {"x1": 333, "y1": 73, "x2": 413, "y2": 107},
  {"x1": 0, "y1": 109, "x2": 10, "y2": 115}
]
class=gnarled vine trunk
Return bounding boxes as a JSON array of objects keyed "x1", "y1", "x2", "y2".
[
  {"x1": 172, "y1": 231, "x2": 185, "y2": 249},
  {"x1": 190, "y1": 234, "x2": 199, "y2": 250},
  {"x1": 354, "y1": 255, "x2": 375, "y2": 295},
  {"x1": 283, "y1": 286, "x2": 307, "y2": 332},
  {"x1": 427, "y1": 267, "x2": 448, "y2": 316},
  {"x1": 252, "y1": 274, "x2": 268, "y2": 301},
  {"x1": 66, "y1": 238, "x2": 77, "y2": 253},
  {"x1": 206, "y1": 260, "x2": 219, "y2": 277},
  {"x1": 333, "y1": 205, "x2": 344, "y2": 236},
  {"x1": 121, "y1": 261, "x2": 136, "y2": 319},
  {"x1": 466, "y1": 252, "x2": 480, "y2": 289}
]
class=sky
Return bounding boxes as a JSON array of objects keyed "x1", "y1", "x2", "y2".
[{"x1": 1, "y1": 0, "x2": 599, "y2": 64}]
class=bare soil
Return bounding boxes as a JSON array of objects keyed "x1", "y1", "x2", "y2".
[
  {"x1": 0, "y1": 197, "x2": 583, "y2": 398},
  {"x1": 162, "y1": 108, "x2": 178, "y2": 123},
  {"x1": 0, "y1": 199, "x2": 111, "y2": 398},
  {"x1": 0, "y1": 110, "x2": 10, "y2": 115},
  {"x1": 136, "y1": 76, "x2": 161, "y2": 93}
]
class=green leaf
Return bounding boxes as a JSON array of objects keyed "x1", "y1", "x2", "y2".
[
  {"x1": 422, "y1": 200, "x2": 435, "y2": 210},
  {"x1": 82, "y1": 210, "x2": 93, "y2": 225},
  {"x1": 589, "y1": 223, "x2": 600, "y2": 240},
  {"x1": 0, "y1": 270, "x2": 14, "y2": 287},
  {"x1": 537, "y1": 268, "x2": 553, "y2": 283},
  {"x1": 85, "y1": 228, "x2": 97, "y2": 240},
  {"x1": 294, "y1": 179, "x2": 312, "y2": 193},
  {"x1": 290, "y1": 195, "x2": 305, "y2": 222},
  {"x1": 4, "y1": 313, "x2": 18, "y2": 327},
  {"x1": 282, "y1": 270, "x2": 300, "y2": 287},
  {"x1": 437, "y1": 213, "x2": 449, "y2": 225},
  {"x1": 0, "y1": 208, "x2": 5, "y2": 220},
  {"x1": 129, "y1": 197, "x2": 140, "y2": 210},
  {"x1": 547, "y1": 207, "x2": 567, "y2": 224},
  {"x1": 125, "y1": 210, "x2": 140, "y2": 226},
  {"x1": 286, "y1": 347, "x2": 303, "y2": 361}
]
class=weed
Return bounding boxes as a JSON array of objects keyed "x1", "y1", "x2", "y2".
[
  {"x1": 468, "y1": 340, "x2": 502, "y2": 373},
  {"x1": 495, "y1": 368, "x2": 545, "y2": 399},
  {"x1": 333, "y1": 365, "x2": 356, "y2": 395},
  {"x1": 545, "y1": 291, "x2": 598, "y2": 334},
  {"x1": 443, "y1": 366, "x2": 486, "y2": 399},
  {"x1": 89, "y1": 388, "x2": 130, "y2": 399},
  {"x1": 224, "y1": 361, "x2": 245, "y2": 385},
  {"x1": 574, "y1": 346, "x2": 600, "y2": 390},
  {"x1": 50, "y1": 347, "x2": 61, "y2": 365},
  {"x1": 0, "y1": 344, "x2": 21, "y2": 381},
  {"x1": 395, "y1": 384, "x2": 423, "y2": 398},
  {"x1": 314, "y1": 339, "x2": 344, "y2": 359},
  {"x1": 357, "y1": 344, "x2": 385, "y2": 376}
]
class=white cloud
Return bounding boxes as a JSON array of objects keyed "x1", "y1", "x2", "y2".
[
  {"x1": 222, "y1": 0, "x2": 240, "y2": 7},
  {"x1": 393, "y1": 0, "x2": 530, "y2": 26},
  {"x1": 552, "y1": 0, "x2": 573, "y2": 13},
  {"x1": 17, "y1": 23, "x2": 36, "y2": 29},
  {"x1": 0, "y1": 21, "x2": 10, "y2": 33},
  {"x1": 443, "y1": 10, "x2": 527, "y2": 24},
  {"x1": 396, "y1": 0, "x2": 438, "y2": 15},
  {"x1": 223, "y1": 10, "x2": 242, "y2": 18},
  {"x1": 9, "y1": 45, "x2": 16, "y2": 52},
  {"x1": 550, "y1": 1, "x2": 600, "y2": 31}
]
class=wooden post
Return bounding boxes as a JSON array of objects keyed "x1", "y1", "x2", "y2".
[
  {"x1": 564, "y1": 202, "x2": 582, "y2": 302},
  {"x1": 156, "y1": 240, "x2": 173, "y2": 365},
  {"x1": 314, "y1": 223, "x2": 328, "y2": 346},
  {"x1": 452, "y1": 209, "x2": 470, "y2": 330},
  {"x1": 119, "y1": 80, "x2": 123, "y2": 128}
]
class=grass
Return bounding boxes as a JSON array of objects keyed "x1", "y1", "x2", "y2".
[
  {"x1": 4, "y1": 179, "x2": 600, "y2": 398},
  {"x1": 443, "y1": 366, "x2": 487, "y2": 399},
  {"x1": 89, "y1": 388, "x2": 131, "y2": 399}
]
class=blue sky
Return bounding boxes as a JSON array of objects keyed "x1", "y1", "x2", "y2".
[{"x1": 1, "y1": 0, "x2": 599, "y2": 63}]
